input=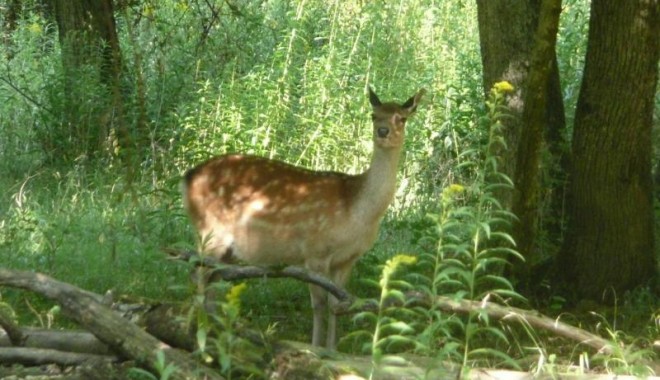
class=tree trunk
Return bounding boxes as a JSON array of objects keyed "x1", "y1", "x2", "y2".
[
  {"x1": 49, "y1": 0, "x2": 127, "y2": 160},
  {"x1": 557, "y1": 0, "x2": 659, "y2": 300},
  {"x1": 476, "y1": 0, "x2": 538, "y2": 196},
  {"x1": 476, "y1": 0, "x2": 567, "y2": 272},
  {"x1": 1, "y1": 0, "x2": 22, "y2": 57},
  {"x1": 51, "y1": 0, "x2": 121, "y2": 84},
  {"x1": 511, "y1": 0, "x2": 563, "y2": 283}
]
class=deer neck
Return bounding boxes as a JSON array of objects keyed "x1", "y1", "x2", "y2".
[{"x1": 353, "y1": 144, "x2": 403, "y2": 223}]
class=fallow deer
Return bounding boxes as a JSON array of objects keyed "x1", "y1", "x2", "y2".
[{"x1": 183, "y1": 87, "x2": 425, "y2": 348}]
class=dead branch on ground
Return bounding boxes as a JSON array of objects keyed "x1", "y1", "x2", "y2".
[{"x1": 0, "y1": 267, "x2": 224, "y2": 380}]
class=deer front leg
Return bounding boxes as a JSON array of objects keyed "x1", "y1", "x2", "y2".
[
  {"x1": 327, "y1": 294, "x2": 339, "y2": 349},
  {"x1": 191, "y1": 266, "x2": 221, "y2": 314},
  {"x1": 309, "y1": 284, "x2": 327, "y2": 347}
]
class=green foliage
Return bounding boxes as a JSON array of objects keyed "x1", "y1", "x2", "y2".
[
  {"x1": 345, "y1": 254, "x2": 419, "y2": 377},
  {"x1": 556, "y1": 0, "x2": 590, "y2": 128},
  {"x1": 344, "y1": 83, "x2": 527, "y2": 376},
  {"x1": 413, "y1": 83, "x2": 524, "y2": 374},
  {"x1": 0, "y1": 0, "x2": 657, "y2": 378},
  {"x1": 0, "y1": 168, "x2": 189, "y2": 321},
  {"x1": 191, "y1": 281, "x2": 264, "y2": 378}
]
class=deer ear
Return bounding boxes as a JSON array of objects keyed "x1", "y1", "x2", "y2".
[
  {"x1": 368, "y1": 87, "x2": 382, "y2": 107},
  {"x1": 401, "y1": 88, "x2": 426, "y2": 113}
]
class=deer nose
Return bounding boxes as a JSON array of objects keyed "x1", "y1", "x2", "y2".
[{"x1": 377, "y1": 127, "x2": 389, "y2": 138}]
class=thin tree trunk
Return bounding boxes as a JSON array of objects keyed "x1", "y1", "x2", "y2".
[
  {"x1": 476, "y1": 0, "x2": 538, "y2": 203},
  {"x1": 476, "y1": 0, "x2": 567, "y2": 275},
  {"x1": 511, "y1": 0, "x2": 563, "y2": 280}
]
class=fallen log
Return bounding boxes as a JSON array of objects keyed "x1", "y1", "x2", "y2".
[
  {"x1": 0, "y1": 268, "x2": 224, "y2": 380},
  {"x1": 0, "y1": 327, "x2": 111, "y2": 355},
  {"x1": 0, "y1": 261, "x2": 626, "y2": 379},
  {"x1": 423, "y1": 293, "x2": 616, "y2": 355},
  {"x1": 334, "y1": 291, "x2": 615, "y2": 355},
  {"x1": 0, "y1": 347, "x2": 117, "y2": 366}
]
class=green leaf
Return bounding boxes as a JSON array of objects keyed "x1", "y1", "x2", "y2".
[
  {"x1": 196, "y1": 328, "x2": 207, "y2": 353},
  {"x1": 385, "y1": 289, "x2": 406, "y2": 303},
  {"x1": 479, "y1": 222, "x2": 491, "y2": 239},
  {"x1": 492, "y1": 289, "x2": 526, "y2": 302},
  {"x1": 382, "y1": 320, "x2": 415, "y2": 334},
  {"x1": 468, "y1": 347, "x2": 521, "y2": 370},
  {"x1": 128, "y1": 368, "x2": 158, "y2": 380},
  {"x1": 353, "y1": 311, "x2": 377, "y2": 324}
]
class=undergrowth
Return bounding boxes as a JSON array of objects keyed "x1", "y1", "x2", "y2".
[{"x1": 0, "y1": 0, "x2": 657, "y2": 378}]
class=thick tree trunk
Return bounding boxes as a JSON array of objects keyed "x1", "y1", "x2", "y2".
[
  {"x1": 557, "y1": 0, "x2": 659, "y2": 300},
  {"x1": 0, "y1": 327, "x2": 111, "y2": 355}
]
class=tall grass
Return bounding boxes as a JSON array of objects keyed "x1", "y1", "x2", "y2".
[
  {"x1": 3, "y1": 2, "x2": 652, "y2": 377},
  {"x1": 0, "y1": 0, "x2": 483, "y2": 343}
]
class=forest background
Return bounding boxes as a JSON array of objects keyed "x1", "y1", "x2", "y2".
[{"x1": 0, "y1": 0, "x2": 658, "y2": 377}]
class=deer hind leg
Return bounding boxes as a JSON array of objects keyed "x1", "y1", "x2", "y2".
[
  {"x1": 199, "y1": 266, "x2": 224, "y2": 314},
  {"x1": 309, "y1": 283, "x2": 328, "y2": 347},
  {"x1": 326, "y1": 258, "x2": 358, "y2": 349}
]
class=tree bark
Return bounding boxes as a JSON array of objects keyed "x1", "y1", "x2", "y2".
[
  {"x1": 476, "y1": 0, "x2": 538, "y2": 200},
  {"x1": 48, "y1": 0, "x2": 127, "y2": 160},
  {"x1": 50, "y1": 0, "x2": 121, "y2": 84},
  {"x1": 476, "y1": 0, "x2": 567, "y2": 271},
  {"x1": 0, "y1": 327, "x2": 111, "y2": 355},
  {"x1": 0, "y1": 347, "x2": 117, "y2": 366},
  {"x1": 511, "y1": 0, "x2": 563, "y2": 282},
  {"x1": 557, "y1": 0, "x2": 659, "y2": 300}
]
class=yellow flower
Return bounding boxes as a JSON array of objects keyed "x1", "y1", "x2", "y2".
[
  {"x1": 445, "y1": 184, "x2": 465, "y2": 196},
  {"x1": 442, "y1": 183, "x2": 465, "y2": 203},
  {"x1": 381, "y1": 254, "x2": 417, "y2": 287},
  {"x1": 143, "y1": 5, "x2": 154, "y2": 17},
  {"x1": 493, "y1": 81, "x2": 515, "y2": 94},
  {"x1": 176, "y1": 1, "x2": 189, "y2": 12},
  {"x1": 392, "y1": 254, "x2": 417, "y2": 266},
  {"x1": 225, "y1": 282, "x2": 247, "y2": 310},
  {"x1": 28, "y1": 23, "x2": 43, "y2": 35}
]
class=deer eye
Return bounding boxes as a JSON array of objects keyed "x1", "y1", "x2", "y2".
[{"x1": 393, "y1": 114, "x2": 407, "y2": 124}]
